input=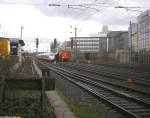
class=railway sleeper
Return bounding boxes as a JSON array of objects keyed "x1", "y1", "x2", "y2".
[
  {"x1": 133, "y1": 112, "x2": 150, "y2": 115},
  {"x1": 130, "y1": 109, "x2": 150, "y2": 112},
  {"x1": 114, "y1": 102, "x2": 131, "y2": 105},
  {"x1": 113, "y1": 101, "x2": 129, "y2": 103},
  {"x1": 121, "y1": 105, "x2": 145, "y2": 109},
  {"x1": 117, "y1": 103, "x2": 138, "y2": 106},
  {"x1": 132, "y1": 112, "x2": 150, "y2": 118}
]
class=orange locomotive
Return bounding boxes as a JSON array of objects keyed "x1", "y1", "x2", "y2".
[{"x1": 59, "y1": 50, "x2": 69, "y2": 62}]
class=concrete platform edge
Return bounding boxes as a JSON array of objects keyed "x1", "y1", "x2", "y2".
[{"x1": 46, "y1": 91, "x2": 76, "y2": 118}]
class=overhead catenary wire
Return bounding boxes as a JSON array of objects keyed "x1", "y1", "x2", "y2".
[
  {"x1": 0, "y1": 1, "x2": 149, "y2": 22},
  {"x1": 67, "y1": 6, "x2": 86, "y2": 11},
  {"x1": 81, "y1": 0, "x2": 120, "y2": 20},
  {"x1": 79, "y1": 5, "x2": 100, "y2": 12},
  {"x1": 66, "y1": 0, "x2": 111, "y2": 20},
  {"x1": 0, "y1": 2, "x2": 47, "y2": 6},
  {"x1": 48, "y1": 2, "x2": 105, "y2": 12},
  {"x1": 0, "y1": 1, "x2": 104, "y2": 17},
  {"x1": 47, "y1": 1, "x2": 107, "y2": 21},
  {"x1": 115, "y1": 6, "x2": 150, "y2": 12},
  {"x1": 48, "y1": 3, "x2": 106, "y2": 7},
  {"x1": 0, "y1": 1, "x2": 105, "y2": 12}
]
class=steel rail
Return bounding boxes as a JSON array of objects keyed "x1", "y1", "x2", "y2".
[
  {"x1": 57, "y1": 63, "x2": 150, "y2": 95},
  {"x1": 75, "y1": 63, "x2": 150, "y2": 80},
  {"x1": 64, "y1": 62, "x2": 150, "y2": 79},
  {"x1": 66, "y1": 62, "x2": 150, "y2": 82},
  {"x1": 61, "y1": 63, "x2": 150, "y2": 87},
  {"x1": 37, "y1": 60, "x2": 150, "y2": 118},
  {"x1": 50, "y1": 64, "x2": 150, "y2": 105}
]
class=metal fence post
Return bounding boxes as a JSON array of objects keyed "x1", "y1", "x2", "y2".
[
  {"x1": 41, "y1": 68, "x2": 49, "y2": 117},
  {"x1": 0, "y1": 78, "x2": 5, "y2": 103}
]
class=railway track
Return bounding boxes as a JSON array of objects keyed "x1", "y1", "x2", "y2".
[
  {"x1": 58, "y1": 63, "x2": 150, "y2": 89},
  {"x1": 14, "y1": 58, "x2": 38, "y2": 79},
  {"x1": 37, "y1": 60, "x2": 150, "y2": 118},
  {"x1": 63, "y1": 62, "x2": 150, "y2": 82},
  {"x1": 84, "y1": 63, "x2": 150, "y2": 79},
  {"x1": 98, "y1": 63, "x2": 150, "y2": 73}
]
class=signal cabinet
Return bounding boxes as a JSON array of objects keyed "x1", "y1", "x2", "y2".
[{"x1": 0, "y1": 38, "x2": 10, "y2": 59}]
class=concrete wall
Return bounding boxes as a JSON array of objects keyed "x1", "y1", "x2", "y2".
[{"x1": 107, "y1": 31, "x2": 128, "y2": 52}]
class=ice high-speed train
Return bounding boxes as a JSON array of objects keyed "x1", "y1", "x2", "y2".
[
  {"x1": 36, "y1": 50, "x2": 69, "y2": 63},
  {"x1": 36, "y1": 52, "x2": 56, "y2": 63}
]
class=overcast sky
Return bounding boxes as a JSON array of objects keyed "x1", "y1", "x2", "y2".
[{"x1": 0, "y1": 0, "x2": 149, "y2": 51}]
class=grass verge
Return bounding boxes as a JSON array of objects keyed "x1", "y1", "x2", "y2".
[{"x1": 57, "y1": 90, "x2": 101, "y2": 118}]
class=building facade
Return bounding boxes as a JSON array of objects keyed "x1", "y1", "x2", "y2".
[
  {"x1": 69, "y1": 24, "x2": 129, "y2": 62},
  {"x1": 107, "y1": 31, "x2": 129, "y2": 63},
  {"x1": 70, "y1": 36, "x2": 107, "y2": 61},
  {"x1": 129, "y1": 10, "x2": 150, "y2": 64},
  {"x1": 70, "y1": 36, "x2": 107, "y2": 53},
  {"x1": 129, "y1": 23, "x2": 138, "y2": 51},
  {"x1": 137, "y1": 10, "x2": 150, "y2": 51},
  {"x1": 130, "y1": 10, "x2": 150, "y2": 51},
  {"x1": 70, "y1": 31, "x2": 128, "y2": 62},
  {"x1": 107, "y1": 31, "x2": 128, "y2": 52}
]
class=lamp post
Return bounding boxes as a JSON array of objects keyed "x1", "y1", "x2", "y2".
[
  {"x1": 20, "y1": 26, "x2": 23, "y2": 40},
  {"x1": 70, "y1": 26, "x2": 81, "y2": 61},
  {"x1": 49, "y1": 39, "x2": 51, "y2": 53},
  {"x1": 19, "y1": 25, "x2": 24, "y2": 64},
  {"x1": 35, "y1": 38, "x2": 39, "y2": 53},
  {"x1": 70, "y1": 26, "x2": 77, "y2": 61},
  {"x1": 74, "y1": 27, "x2": 77, "y2": 60}
]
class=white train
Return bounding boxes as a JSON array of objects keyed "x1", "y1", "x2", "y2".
[{"x1": 36, "y1": 52, "x2": 57, "y2": 63}]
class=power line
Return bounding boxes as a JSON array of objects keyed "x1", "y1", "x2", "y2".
[
  {"x1": 65, "y1": 1, "x2": 108, "y2": 20},
  {"x1": 67, "y1": 6, "x2": 86, "y2": 11},
  {"x1": 115, "y1": 6, "x2": 150, "y2": 12},
  {"x1": 48, "y1": 2, "x2": 105, "y2": 12},
  {"x1": 79, "y1": 5, "x2": 100, "y2": 12},
  {"x1": 48, "y1": 2, "x2": 106, "y2": 6},
  {"x1": 0, "y1": 1, "x2": 103, "y2": 12},
  {"x1": 47, "y1": 2, "x2": 106, "y2": 21},
  {"x1": 115, "y1": 6, "x2": 142, "y2": 9},
  {"x1": 82, "y1": 0, "x2": 120, "y2": 20},
  {"x1": 0, "y1": 2, "x2": 47, "y2": 6}
]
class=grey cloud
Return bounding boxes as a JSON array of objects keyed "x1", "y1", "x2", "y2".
[
  {"x1": 0, "y1": 0, "x2": 149, "y2": 27},
  {"x1": 35, "y1": 0, "x2": 149, "y2": 23},
  {"x1": 35, "y1": 0, "x2": 111, "y2": 18}
]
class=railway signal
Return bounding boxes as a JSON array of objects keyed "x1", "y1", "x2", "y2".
[
  {"x1": 54, "y1": 38, "x2": 57, "y2": 49},
  {"x1": 36, "y1": 38, "x2": 39, "y2": 52}
]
